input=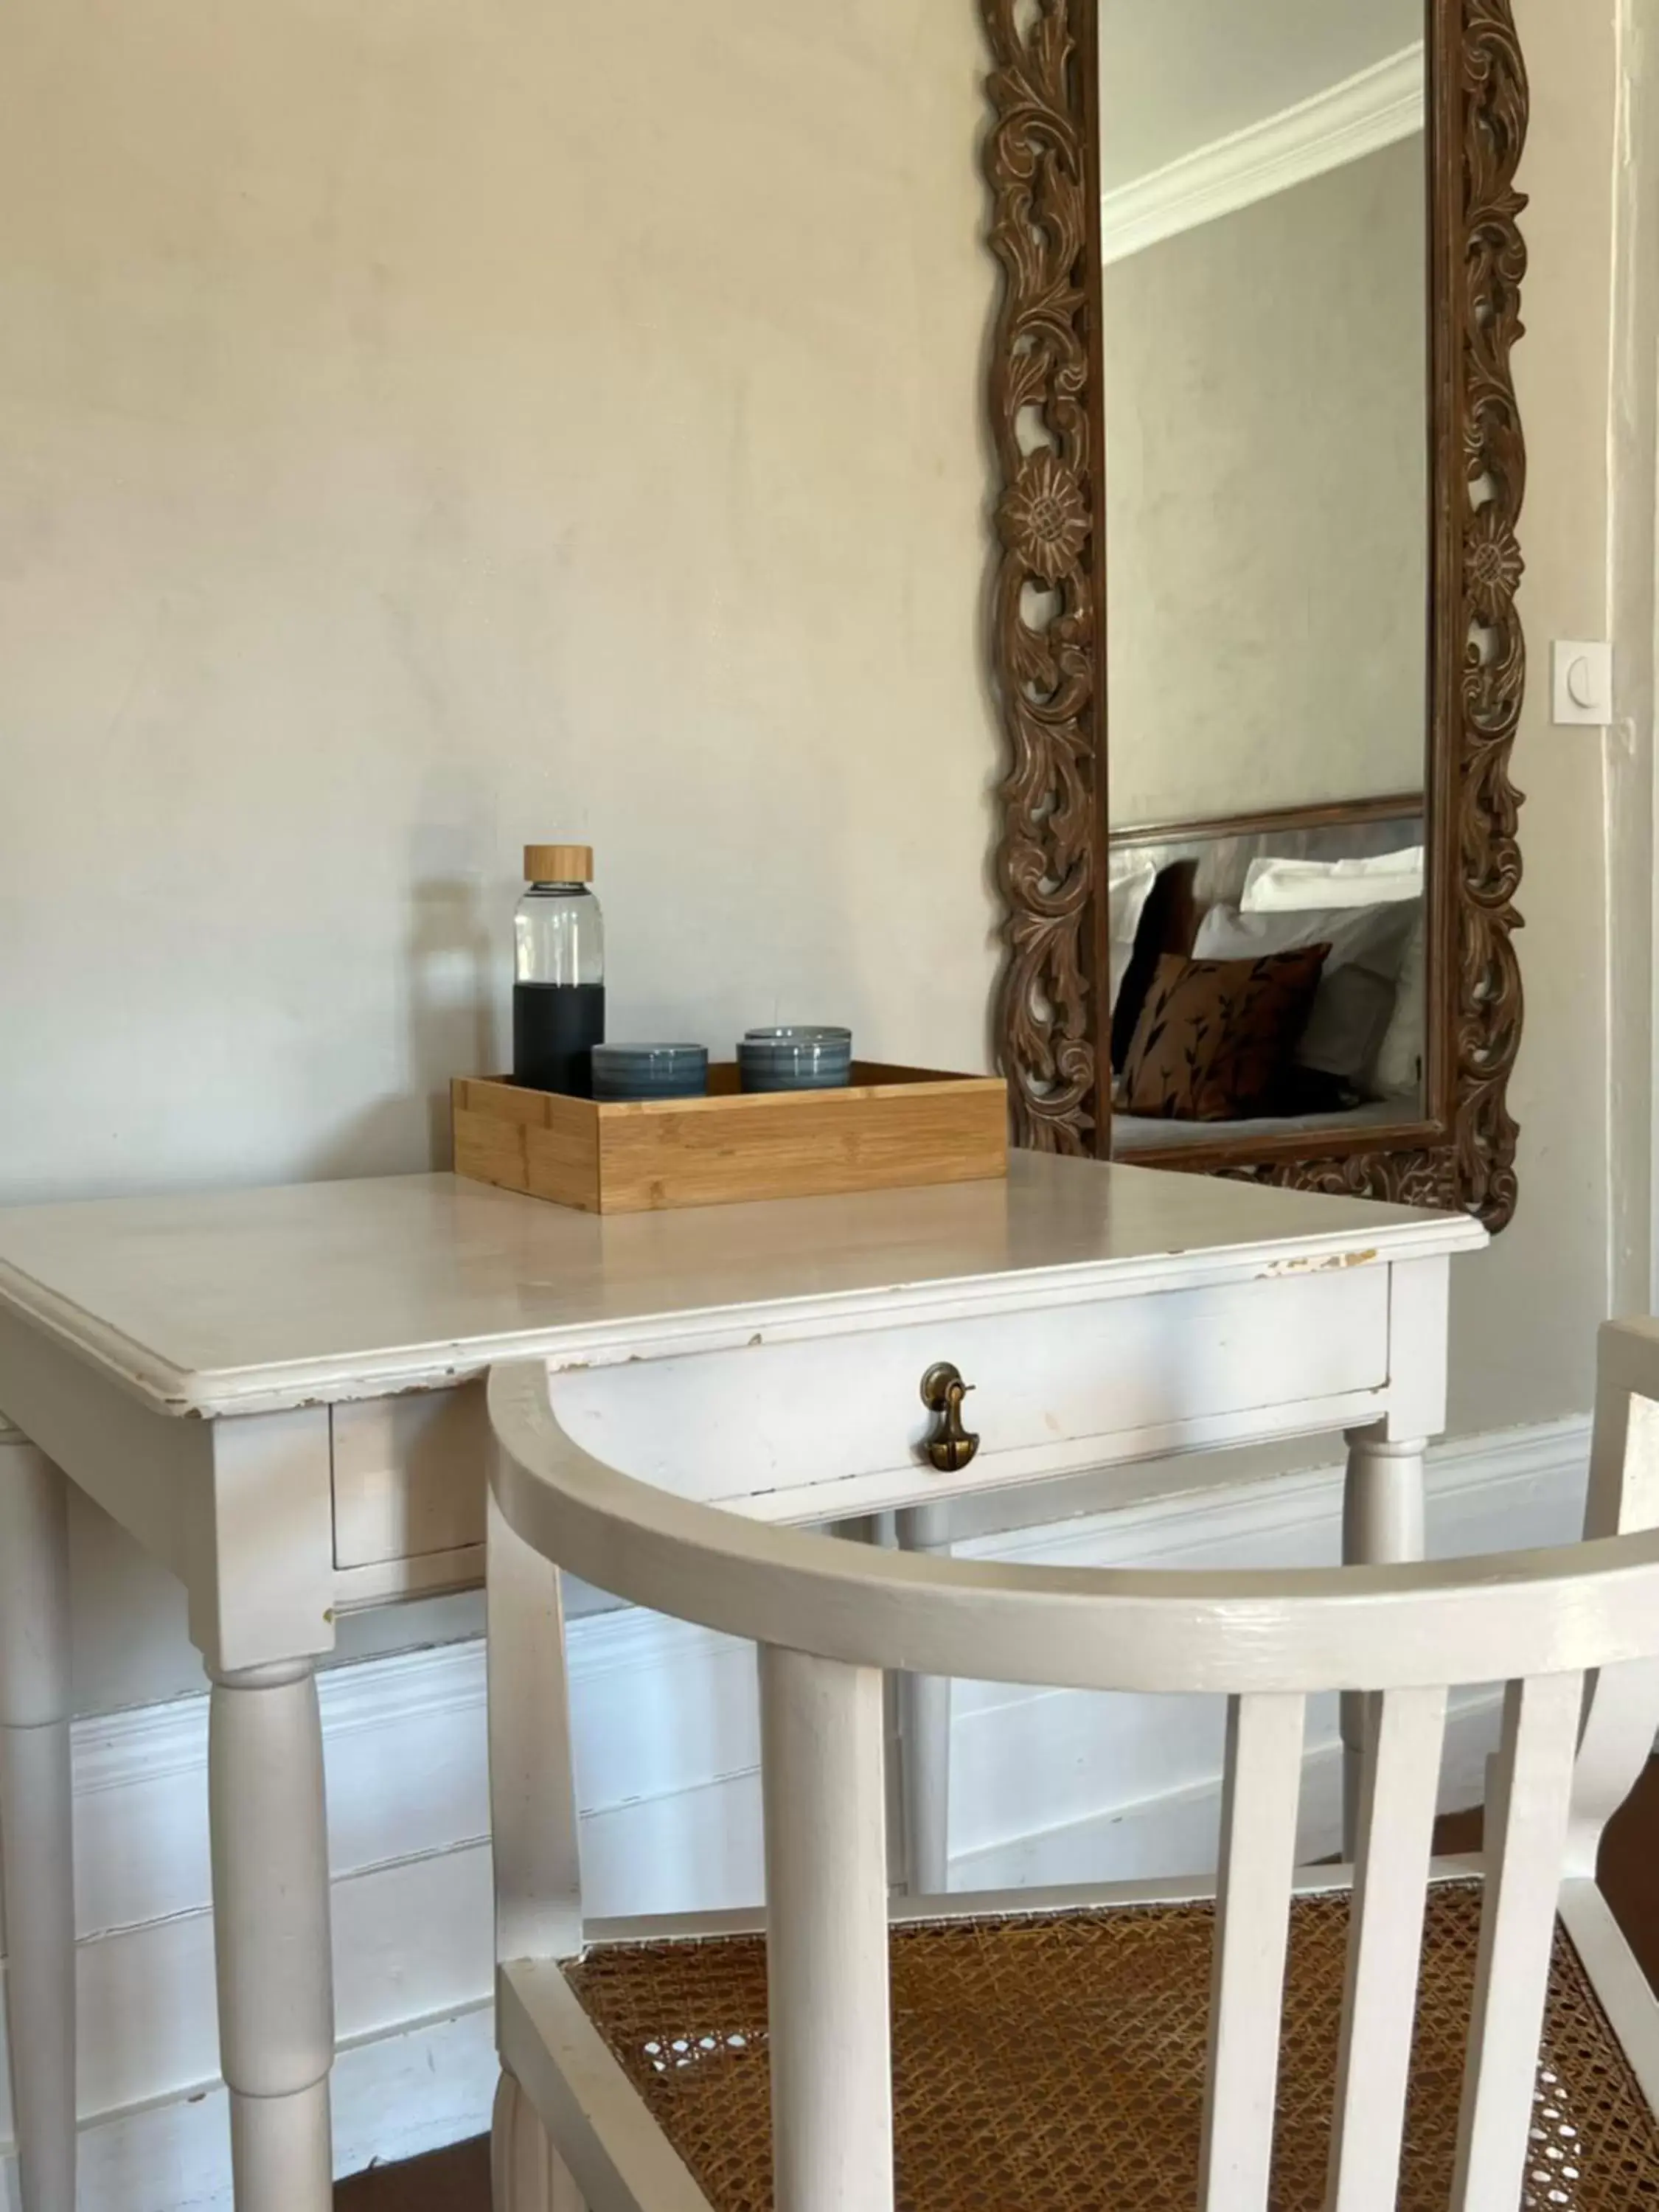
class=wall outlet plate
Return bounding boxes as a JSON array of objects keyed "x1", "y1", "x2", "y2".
[{"x1": 1552, "y1": 639, "x2": 1613, "y2": 725}]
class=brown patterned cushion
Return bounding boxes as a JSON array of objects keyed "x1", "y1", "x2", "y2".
[
  {"x1": 1111, "y1": 860, "x2": 1200, "y2": 1071},
  {"x1": 1121, "y1": 946, "x2": 1330, "y2": 1121}
]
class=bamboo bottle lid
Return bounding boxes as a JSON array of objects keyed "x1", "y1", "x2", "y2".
[{"x1": 524, "y1": 844, "x2": 594, "y2": 883}]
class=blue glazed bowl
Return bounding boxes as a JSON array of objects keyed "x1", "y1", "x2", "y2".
[
  {"x1": 738, "y1": 1026, "x2": 852, "y2": 1093},
  {"x1": 592, "y1": 1043, "x2": 709, "y2": 1101}
]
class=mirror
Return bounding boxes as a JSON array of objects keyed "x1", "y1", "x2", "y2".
[
  {"x1": 1102, "y1": 5, "x2": 1428, "y2": 1158},
  {"x1": 981, "y1": 0, "x2": 1528, "y2": 1228}
]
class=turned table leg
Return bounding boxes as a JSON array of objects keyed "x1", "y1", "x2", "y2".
[
  {"x1": 894, "y1": 1503, "x2": 951, "y2": 1895},
  {"x1": 0, "y1": 1427, "x2": 76, "y2": 2212},
  {"x1": 1341, "y1": 1428, "x2": 1428, "y2": 1854},
  {"x1": 209, "y1": 1659, "x2": 335, "y2": 2212}
]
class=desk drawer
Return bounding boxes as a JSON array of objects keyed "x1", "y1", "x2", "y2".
[
  {"x1": 549, "y1": 1265, "x2": 1392, "y2": 1521},
  {"x1": 331, "y1": 1384, "x2": 487, "y2": 1569}
]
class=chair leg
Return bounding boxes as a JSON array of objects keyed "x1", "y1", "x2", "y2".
[{"x1": 492, "y1": 2070, "x2": 586, "y2": 2212}]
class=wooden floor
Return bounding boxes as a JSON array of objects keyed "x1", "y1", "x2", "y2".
[
  {"x1": 339, "y1": 2137, "x2": 491, "y2": 2212},
  {"x1": 335, "y1": 1760, "x2": 1659, "y2": 2210}
]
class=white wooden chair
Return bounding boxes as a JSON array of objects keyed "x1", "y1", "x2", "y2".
[{"x1": 484, "y1": 1318, "x2": 1659, "y2": 2212}]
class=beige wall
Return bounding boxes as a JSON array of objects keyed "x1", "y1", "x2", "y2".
[
  {"x1": 0, "y1": 0, "x2": 1000, "y2": 1712},
  {"x1": 1105, "y1": 139, "x2": 1429, "y2": 827},
  {"x1": 1444, "y1": 0, "x2": 1624, "y2": 1436},
  {"x1": 0, "y1": 0, "x2": 1645, "y2": 1713}
]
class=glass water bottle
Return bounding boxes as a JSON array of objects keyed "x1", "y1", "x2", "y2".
[{"x1": 512, "y1": 844, "x2": 605, "y2": 1096}]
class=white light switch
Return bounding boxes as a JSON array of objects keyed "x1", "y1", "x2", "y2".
[{"x1": 1552, "y1": 639, "x2": 1613, "y2": 725}]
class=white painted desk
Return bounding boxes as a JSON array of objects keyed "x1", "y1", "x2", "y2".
[{"x1": 0, "y1": 1157, "x2": 1484, "y2": 2211}]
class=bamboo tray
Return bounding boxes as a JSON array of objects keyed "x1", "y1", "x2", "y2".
[{"x1": 451, "y1": 1063, "x2": 1008, "y2": 1214}]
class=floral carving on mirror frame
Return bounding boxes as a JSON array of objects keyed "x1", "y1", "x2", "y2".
[
  {"x1": 981, "y1": 0, "x2": 1528, "y2": 1227},
  {"x1": 1439, "y1": 0, "x2": 1528, "y2": 1232},
  {"x1": 981, "y1": 0, "x2": 1104, "y2": 1155}
]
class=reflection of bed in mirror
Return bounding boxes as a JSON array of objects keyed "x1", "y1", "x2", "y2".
[{"x1": 1109, "y1": 794, "x2": 1425, "y2": 1158}]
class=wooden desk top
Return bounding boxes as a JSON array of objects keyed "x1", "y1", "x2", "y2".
[{"x1": 0, "y1": 1156, "x2": 1483, "y2": 1419}]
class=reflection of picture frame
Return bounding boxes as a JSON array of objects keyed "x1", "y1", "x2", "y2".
[{"x1": 979, "y1": 0, "x2": 1528, "y2": 1231}]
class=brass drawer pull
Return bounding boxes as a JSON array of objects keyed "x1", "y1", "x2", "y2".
[{"x1": 920, "y1": 1362, "x2": 979, "y2": 1473}]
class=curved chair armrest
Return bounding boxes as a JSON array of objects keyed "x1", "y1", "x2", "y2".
[{"x1": 487, "y1": 1359, "x2": 1659, "y2": 1701}]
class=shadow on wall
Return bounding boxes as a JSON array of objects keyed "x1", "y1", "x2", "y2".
[
  {"x1": 309, "y1": 873, "x2": 500, "y2": 1183},
  {"x1": 406, "y1": 874, "x2": 498, "y2": 1163}
]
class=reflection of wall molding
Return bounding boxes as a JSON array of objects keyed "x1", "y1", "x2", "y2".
[{"x1": 1100, "y1": 44, "x2": 1425, "y2": 266}]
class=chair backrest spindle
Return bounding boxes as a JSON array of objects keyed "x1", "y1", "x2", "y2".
[
  {"x1": 487, "y1": 1484, "x2": 584, "y2": 1966},
  {"x1": 1197, "y1": 1692, "x2": 1305, "y2": 2212},
  {"x1": 758, "y1": 1644, "x2": 894, "y2": 2212},
  {"x1": 1450, "y1": 1669, "x2": 1586, "y2": 2212},
  {"x1": 1326, "y1": 1683, "x2": 1448, "y2": 2211}
]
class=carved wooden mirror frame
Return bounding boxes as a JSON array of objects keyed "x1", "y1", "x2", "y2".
[{"x1": 981, "y1": 0, "x2": 1528, "y2": 1229}]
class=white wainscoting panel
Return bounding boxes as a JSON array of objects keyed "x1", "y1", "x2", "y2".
[{"x1": 0, "y1": 1416, "x2": 1588, "y2": 2208}]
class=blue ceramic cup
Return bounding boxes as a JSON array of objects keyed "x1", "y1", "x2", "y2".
[
  {"x1": 592, "y1": 1044, "x2": 709, "y2": 1101},
  {"x1": 738, "y1": 1026, "x2": 852, "y2": 1093}
]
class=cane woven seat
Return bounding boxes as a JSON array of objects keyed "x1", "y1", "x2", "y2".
[{"x1": 567, "y1": 1885, "x2": 1659, "y2": 2212}]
